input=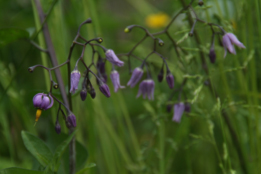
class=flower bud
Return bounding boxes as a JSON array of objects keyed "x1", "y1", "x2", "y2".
[
  {"x1": 157, "y1": 68, "x2": 164, "y2": 82},
  {"x1": 99, "y1": 83, "x2": 111, "y2": 97},
  {"x1": 110, "y1": 70, "x2": 125, "y2": 92},
  {"x1": 55, "y1": 122, "x2": 61, "y2": 134},
  {"x1": 166, "y1": 72, "x2": 174, "y2": 89},
  {"x1": 90, "y1": 88, "x2": 96, "y2": 99},
  {"x1": 209, "y1": 47, "x2": 216, "y2": 63},
  {"x1": 127, "y1": 67, "x2": 144, "y2": 88},
  {"x1": 67, "y1": 114, "x2": 77, "y2": 128},
  {"x1": 166, "y1": 104, "x2": 172, "y2": 113},
  {"x1": 105, "y1": 49, "x2": 124, "y2": 67},
  {"x1": 70, "y1": 70, "x2": 81, "y2": 94},
  {"x1": 185, "y1": 103, "x2": 191, "y2": 113},
  {"x1": 53, "y1": 82, "x2": 59, "y2": 89},
  {"x1": 80, "y1": 89, "x2": 87, "y2": 101},
  {"x1": 198, "y1": 0, "x2": 204, "y2": 6},
  {"x1": 172, "y1": 103, "x2": 185, "y2": 123}
]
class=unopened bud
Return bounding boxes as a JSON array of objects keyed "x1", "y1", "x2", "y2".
[
  {"x1": 90, "y1": 88, "x2": 96, "y2": 99},
  {"x1": 80, "y1": 89, "x2": 87, "y2": 101},
  {"x1": 167, "y1": 104, "x2": 172, "y2": 113},
  {"x1": 55, "y1": 122, "x2": 61, "y2": 134},
  {"x1": 157, "y1": 68, "x2": 164, "y2": 83},
  {"x1": 198, "y1": 0, "x2": 204, "y2": 6},
  {"x1": 53, "y1": 82, "x2": 59, "y2": 89},
  {"x1": 98, "y1": 37, "x2": 103, "y2": 43},
  {"x1": 209, "y1": 48, "x2": 216, "y2": 63}
]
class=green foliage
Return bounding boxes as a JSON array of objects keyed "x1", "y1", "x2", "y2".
[
  {"x1": 0, "y1": 168, "x2": 44, "y2": 174},
  {"x1": 21, "y1": 131, "x2": 53, "y2": 167},
  {"x1": 1, "y1": 0, "x2": 261, "y2": 174},
  {"x1": 0, "y1": 28, "x2": 29, "y2": 46}
]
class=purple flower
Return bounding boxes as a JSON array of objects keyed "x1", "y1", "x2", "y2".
[
  {"x1": 222, "y1": 33, "x2": 246, "y2": 58},
  {"x1": 55, "y1": 122, "x2": 61, "y2": 134},
  {"x1": 70, "y1": 70, "x2": 81, "y2": 94},
  {"x1": 33, "y1": 93, "x2": 54, "y2": 110},
  {"x1": 33, "y1": 93, "x2": 54, "y2": 122},
  {"x1": 172, "y1": 103, "x2": 185, "y2": 123},
  {"x1": 166, "y1": 73, "x2": 174, "y2": 89},
  {"x1": 136, "y1": 79, "x2": 155, "y2": 100},
  {"x1": 80, "y1": 89, "x2": 87, "y2": 101},
  {"x1": 127, "y1": 67, "x2": 143, "y2": 88},
  {"x1": 110, "y1": 70, "x2": 125, "y2": 92},
  {"x1": 209, "y1": 47, "x2": 216, "y2": 63},
  {"x1": 67, "y1": 114, "x2": 77, "y2": 127},
  {"x1": 99, "y1": 83, "x2": 111, "y2": 97},
  {"x1": 105, "y1": 49, "x2": 124, "y2": 67}
]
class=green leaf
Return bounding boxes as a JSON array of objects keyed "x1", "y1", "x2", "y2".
[
  {"x1": 76, "y1": 163, "x2": 96, "y2": 174},
  {"x1": 0, "y1": 28, "x2": 29, "y2": 46},
  {"x1": 53, "y1": 130, "x2": 77, "y2": 171},
  {"x1": 21, "y1": 131, "x2": 53, "y2": 167},
  {"x1": 0, "y1": 167, "x2": 44, "y2": 174}
]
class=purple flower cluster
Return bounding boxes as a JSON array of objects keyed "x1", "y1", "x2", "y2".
[{"x1": 222, "y1": 33, "x2": 245, "y2": 58}]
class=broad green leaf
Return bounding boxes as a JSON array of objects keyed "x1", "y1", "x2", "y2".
[
  {"x1": 53, "y1": 130, "x2": 77, "y2": 171},
  {"x1": 0, "y1": 28, "x2": 29, "y2": 46},
  {"x1": 0, "y1": 167, "x2": 44, "y2": 174},
  {"x1": 76, "y1": 163, "x2": 96, "y2": 174},
  {"x1": 21, "y1": 131, "x2": 53, "y2": 167}
]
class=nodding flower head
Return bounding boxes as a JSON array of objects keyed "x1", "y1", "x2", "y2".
[
  {"x1": 67, "y1": 113, "x2": 77, "y2": 128},
  {"x1": 127, "y1": 67, "x2": 144, "y2": 88},
  {"x1": 70, "y1": 70, "x2": 81, "y2": 94},
  {"x1": 172, "y1": 103, "x2": 185, "y2": 123},
  {"x1": 222, "y1": 33, "x2": 246, "y2": 58},
  {"x1": 136, "y1": 79, "x2": 155, "y2": 100},
  {"x1": 166, "y1": 72, "x2": 174, "y2": 89},
  {"x1": 105, "y1": 49, "x2": 124, "y2": 67},
  {"x1": 33, "y1": 93, "x2": 54, "y2": 122},
  {"x1": 110, "y1": 70, "x2": 125, "y2": 92},
  {"x1": 99, "y1": 83, "x2": 111, "y2": 97}
]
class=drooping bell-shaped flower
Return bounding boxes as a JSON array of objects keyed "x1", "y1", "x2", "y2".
[
  {"x1": 110, "y1": 70, "x2": 125, "y2": 92},
  {"x1": 222, "y1": 33, "x2": 246, "y2": 58},
  {"x1": 136, "y1": 79, "x2": 155, "y2": 100},
  {"x1": 67, "y1": 113, "x2": 77, "y2": 128},
  {"x1": 33, "y1": 93, "x2": 54, "y2": 122},
  {"x1": 105, "y1": 49, "x2": 124, "y2": 67},
  {"x1": 127, "y1": 67, "x2": 144, "y2": 88},
  {"x1": 99, "y1": 83, "x2": 111, "y2": 97},
  {"x1": 166, "y1": 72, "x2": 174, "y2": 89},
  {"x1": 70, "y1": 70, "x2": 81, "y2": 94},
  {"x1": 172, "y1": 103, "x2": 185, "y2": 123}
]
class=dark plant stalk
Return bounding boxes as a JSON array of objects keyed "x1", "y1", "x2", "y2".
[
  {"x1": 180, "y1": 0, "x2": 248, "y2": 173},
  {"x1": 34, "y1": 0, "x2": 75, "y2": 173}
]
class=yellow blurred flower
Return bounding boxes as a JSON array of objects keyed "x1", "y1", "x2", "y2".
[{"x1": 145, "y1": 13, "x2": 170, "y2": 28}]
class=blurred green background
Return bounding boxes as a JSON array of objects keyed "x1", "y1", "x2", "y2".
[{"x1": 0, "y1": 0, "x2": 260, "y2": 173}]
